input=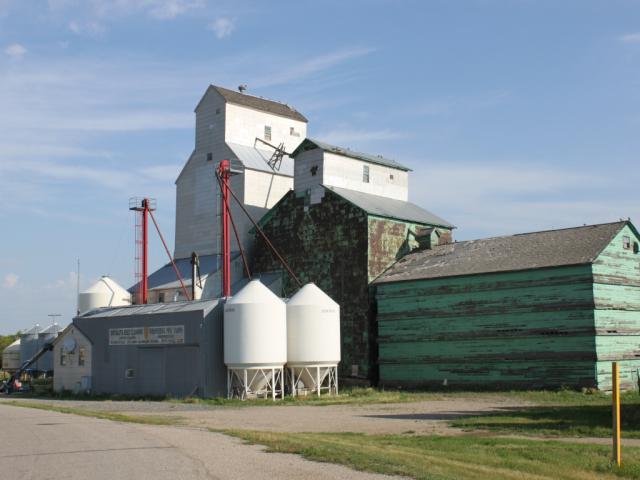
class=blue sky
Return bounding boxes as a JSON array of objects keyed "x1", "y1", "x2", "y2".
[{"x1": 1, "y1": 0, "x2": 639, "y2": 334}]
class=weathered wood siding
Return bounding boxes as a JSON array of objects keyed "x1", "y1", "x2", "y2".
[
  {"x1": 253, "y1": 189, "x2": 372, "y2": 377},
  {"x1": 376, "y1": 265, "x2": 598, "y2": 388},
  {"x1": 592, "y1": 224, "x2": 640, "y2": 390}
]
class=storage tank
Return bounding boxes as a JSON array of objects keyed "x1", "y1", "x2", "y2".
[
  {"x1": 20, "y1": 324, "x2": 41, "y2": 367},
  {"x1": 2, "y1": 338, "x2": 21, "y2": 371},
  {"x1": 36, "y1": 323, "x2": 63, "y2": 372},
  {"x1": 287, "y1": 283, "x2": 340, "y2": 395},
  {"x1": 78, "y1": 276, "x2": 131, "y2": 315},
  {"x1": 224, "y1": 279, "x2": 286, "y2": 399}
]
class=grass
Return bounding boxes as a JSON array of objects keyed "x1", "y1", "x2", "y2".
[
  {"x1": 2, "y1": 400, "x2": 181, "y2": 426},
  {"x1": 23, "y1": 386, "x2": 640, "y2": 407},
  {"x1": 226, "y1": 430, "x2": 640, "y2": 480},
  {"x1": 452, "y1": 392, "x2": 640, "y2": 439}
]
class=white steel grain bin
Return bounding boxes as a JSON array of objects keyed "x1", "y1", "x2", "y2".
[
  {"x1": 20, "y1": 324, "x2": 41, "y2": 366},
  {"x1": 78, "y1": 276, "x2": 131, "y2": 315},
  {"x1": 224, "y1": 279, "x2": 286, "y2": 399},
  {"x1": 287, "y1": 283, "x2": 340, "y2": 395},
  {"x1": 2, "y1": 338, "x2": 21, "y2": 371}
]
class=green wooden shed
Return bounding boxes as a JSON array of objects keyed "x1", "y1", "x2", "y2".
[{"x1": 374, "y1": 221, "x2": 640, "y2": 390}]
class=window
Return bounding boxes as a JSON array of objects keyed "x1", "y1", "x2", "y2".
[
  {"x1": 206, "y1": 152, "x2": 213, "y2": 162},
  {"x1": 60, "y1": 349, "x2": 67, "y2": 366},
  {"x1": 125, "y1": 369, "x2": 135, "y2": 379},
  {"x1": 158, "y1": 292, "x2": 165, "y2": 303},
  {"x1": 215, "y1": 107, "x2": 221, "y2": 115},
  {"x1": 78, "y1": 347, "x2": 86, "y2": 366},
  {"x1": 363, "y1": 165, "x2": 370, "y2": 183},
  {"x1": 389, "y1": 174, "x2": 394, "y2": 181},
  {"x1": 310, "y1": 165, "x2": 318, "y2": 176},
  {"x1": 623, "y1": 235, "x2": 631, "y2": 249},
  {"x1": 634, "y1": 242, "x2": 639, "y2": 254},
  {"x1": 264, "y1": 125, "x2": 272, "y2": 141},
  {"x1": 290, "y1": 126, "x2": 300, "y2": 137}
]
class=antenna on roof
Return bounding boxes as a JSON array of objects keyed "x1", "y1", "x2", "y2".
[{"x1": 238, "y1": 84, "x2": 247, "y2": 93}]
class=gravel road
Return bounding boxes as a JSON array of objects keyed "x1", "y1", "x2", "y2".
[{"x1": 1, "y1": 403, "x2": 399, "y2": 480}]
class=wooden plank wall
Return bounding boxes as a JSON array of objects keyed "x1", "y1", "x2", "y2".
[
  {"x1": 592, "y1": 224, "x2": 640, "y2": 390},
  {"x1": 376, "y1": 265, "x2": 598, "y2": 389}
]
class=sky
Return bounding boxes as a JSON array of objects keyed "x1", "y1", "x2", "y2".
[{"x1": 1, "y1": 0, "x2": 639, "y2": 334}]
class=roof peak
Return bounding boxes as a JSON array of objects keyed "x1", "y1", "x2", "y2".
[
  {"x1": 450, "y1": 220, "x2": 628, "y2": 246},
  {"x1": 208, "y1": 85, "x2": 308, "y2": 123},
  {"x1": 294, "y1": 138, "x2": 412, "y2": 171}
]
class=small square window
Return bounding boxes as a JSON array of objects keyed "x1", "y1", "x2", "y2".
[
  {"x1": 363, "y1": 165, "x2": 370, "y2": 183},
  {"x1": 623, "y1": 236, "x2": 631, "y2": 249},
  {"x1": 215, "y1": 107, "x2": 221, "y2": 114},
  {"x1": 389, "y1": 174, "x2": 394, "y2": 181},
  {"x1": 206, "y1": 152, "x2": 213, "y2": 162},
  {"x1": 125, "y1": 369, "x2": 135, "y2": 379},
  {"x1": 310, "y1": 165, "x2": 318, "y2": 176},
  {"x1": 264, "y1": 125, "x2": 272, "y2": 141}
]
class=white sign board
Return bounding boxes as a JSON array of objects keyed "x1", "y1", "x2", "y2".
[{"x1": 109, "y1": 325, "x2": 185, "y2": 346}]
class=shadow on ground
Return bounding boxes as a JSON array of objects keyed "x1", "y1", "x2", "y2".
[{"x1": 451, "y1": 402, "x2": 640, "y2": 438}]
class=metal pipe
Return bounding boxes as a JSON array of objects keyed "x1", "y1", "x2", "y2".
[
  {"x1": 214, "y1": 171, "x2": 252, "y2": 281},
  {"x1": 217, "y1": 160, "x2": 232, "y2": 297},
  {"x1": 142, "y1": 198, "x2": 149, "y2": 304},
  {"x1": 220, "y1": 175, "x2": 302, "y2": 288},
  {"x1": 148, "y1": 208, "x2": 191, "y2": 301}
]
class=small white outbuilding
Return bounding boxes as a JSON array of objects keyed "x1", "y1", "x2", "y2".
[{"x1": 53, "y1": 325, "x2": 92, "y2": 394}]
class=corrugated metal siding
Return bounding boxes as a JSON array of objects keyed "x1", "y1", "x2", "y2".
[
  {"x1": 74, "y1": 305, "x2": 226, "y2": 398},
  {"x1": 376, "y1": 265, "x2": 598, "y2": 389},
  {"x1": 592, "y1": 224, "x2": 640, "y2": 390}
]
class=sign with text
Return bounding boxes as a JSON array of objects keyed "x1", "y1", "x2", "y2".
[{"x1": 109, "y1": 325, "x2": 185, "y2": 346}]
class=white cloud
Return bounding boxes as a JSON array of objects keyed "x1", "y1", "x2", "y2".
[
  {"x1": 209, "y1": 16, "x2": 234, "y2": 39},
  {"x1": 68, "y1": 20, "x2": 106, "y2": 35},
  {"x1": 2, "y1": 273, "x2": 18, "y2": 289},
  {"x1": 409, "y1": 161, "x2": 637, "y2": 239},
  {"x1": 619, "y1": 32, "x2": 640, "y2": 44},
  {"x1": 316, "y1": 128, "x2": 407, "y2": 146},
  {"x1": 4, "y1": 43, "x2": 27, "y2": 59},
  {"x1": 45, "y1": 271, "x2": 77, "y2": 290},
  {"x1": 147, "y1": 0, "x2": 203, "y2": 19},
  {"x1": 253, "y1": 47, "x2": 374, "y2": 88}
]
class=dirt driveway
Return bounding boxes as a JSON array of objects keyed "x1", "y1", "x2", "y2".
[{"x1": 0, "y1": 395, "x2": 528, "y2": 435}]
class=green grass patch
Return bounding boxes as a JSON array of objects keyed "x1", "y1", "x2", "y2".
[
  {"x1": 225, "y1": 430, "x2": 640, "y2": 480},
  {"x1": 2, "y1": 400, "x2": 180, "y2": 426},
  {"x1": 452, "y1": 393, "x2": 640, "y2": 439}
]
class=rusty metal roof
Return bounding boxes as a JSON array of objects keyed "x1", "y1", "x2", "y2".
[
  {"x1": 376, "y1": 221, "x2": 629, "y2": 284},
  {"x1": 293, "y1": 138, "x2": 412, "y2": 171},
  {"x1": 211, "y1": 86, "x2": 307, "y2": 122},
  {"x1": 325, "y1": 186, "x2": 454, "y2": 228}
]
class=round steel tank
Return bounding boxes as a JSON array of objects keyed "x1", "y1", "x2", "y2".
[
  {"x1": 2, "y1": 338, "x2": 21, "y2": 371},
  {"x1": 224, "y1": 280, "x2": 286, "y2": 398},
  {"x1": 78, "y1": 276, "x2": 131, "y2": 315},
  {"x1": 37, "y1": 323, "x2": 63, "y2": 372},
  {"x1": 286, "y1": 283, "x2": 340, "y2": 395},
  {"x1": 287, "y1": 283, "x2": 340, "y2": 365},
  {"x1": 224, "y1": 279, "x2": 287, "y2": 368},
  {"x1": 19, "y1": 324, "x2": 40, "y2": 366}
]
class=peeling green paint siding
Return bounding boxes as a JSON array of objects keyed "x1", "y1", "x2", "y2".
[
  {"x1": 252, "y1": 189, "x2": 372, "y2": 377},
  {"x1": 592, "y1": 224, "x2": 640, "y2": 390},
  {"x1": 376, "y1": 265, "x2": 598, "y2": 389}
]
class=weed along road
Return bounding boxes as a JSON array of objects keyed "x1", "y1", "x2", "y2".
[{"x1": 0, "y1": 404, "x2": 398, "y2": 480}]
